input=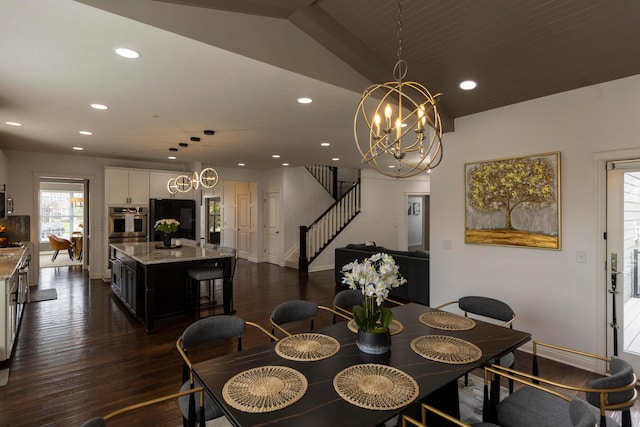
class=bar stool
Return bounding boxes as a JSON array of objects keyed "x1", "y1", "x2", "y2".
[{"x1": 186, "y1": 245, "x2": 236, "y2": 318}]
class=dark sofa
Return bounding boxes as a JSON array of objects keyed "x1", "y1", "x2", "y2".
[{"x1": 334, "y1": 243, "x2": 429, "y2": 306}]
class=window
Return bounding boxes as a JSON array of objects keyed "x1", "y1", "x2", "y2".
[{"x1": 40, "y1": 191, "x2": 83, "y2": 242}]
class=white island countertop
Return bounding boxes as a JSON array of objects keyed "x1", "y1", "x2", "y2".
[{"x1": 109, "y1": 242, "x2": 232, "y2": 265}]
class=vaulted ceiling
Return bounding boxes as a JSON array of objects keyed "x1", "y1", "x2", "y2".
[{"x1": 1, "y1": 0, "x2": 639, "y2": 170}]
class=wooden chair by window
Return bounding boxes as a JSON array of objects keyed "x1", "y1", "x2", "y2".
[
  {"x1": 80, "y1": 387, "x2": 206, "y2": 427},
  {"x1": 47, "y1": 234, "x2": 73, "y2": 262},
  {"x1": 484, "y1": 341, "x2": 637, "y2": 427}
]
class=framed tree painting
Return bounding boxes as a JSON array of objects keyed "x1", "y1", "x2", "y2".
[{"x1": 464, "y1": 151, "x2": 561, "y2": 249}]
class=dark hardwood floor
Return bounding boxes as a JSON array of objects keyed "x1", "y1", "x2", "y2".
[{"x1": 0, "y1": 261, "x2": 638, "y2": 426}]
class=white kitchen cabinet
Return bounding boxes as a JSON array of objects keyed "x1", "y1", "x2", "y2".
[
  {"x1": 105, "y1": 168, "x2": 149, "y2": 205},
  {"x1": 149, "y1": 171, "x2": 194, "y2": 200}
]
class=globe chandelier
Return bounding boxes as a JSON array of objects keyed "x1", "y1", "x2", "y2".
[
  {"x1": 354, "y1": 0, "x2": 443, "y2": 178},
  {"x1": 167, "y1": 167, "x2": 219, "y2": 194}
]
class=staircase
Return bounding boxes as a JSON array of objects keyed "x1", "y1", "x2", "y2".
[{"x1": 298, "y1": 178, "x2": 360, "y2": 272}]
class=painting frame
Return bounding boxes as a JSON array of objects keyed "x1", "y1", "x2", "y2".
[{"x1": 464, "y1": 151, "x2": 561, "y2": 250}]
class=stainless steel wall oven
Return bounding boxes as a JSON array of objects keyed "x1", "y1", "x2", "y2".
[{"x1": 108, "y1": 207, "x2": 148, "y2": 241}]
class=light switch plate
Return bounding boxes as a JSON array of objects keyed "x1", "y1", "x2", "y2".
[{"x1": 576, "y1": 250, "x2": 587, "y2": 264}]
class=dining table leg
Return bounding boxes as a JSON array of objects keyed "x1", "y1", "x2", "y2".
[{"x1": 421, "y1": 380, "x2": 461, "y2": 427}]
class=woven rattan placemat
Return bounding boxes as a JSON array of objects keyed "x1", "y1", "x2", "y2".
[
  {"x1": 410, "y1": 335, "x2": 482, "y2": 364},
  {"x1": 418, "y1": 312, "x2": 476, "y2": 331},
  {"x1": 333, "y1": 363, "x2": 419, "y2": 410},
  {"x1": 274, "y1": 333, "x2": 340, "y2": 361},
  {"x1": 347, "y1": 319, "x2": 404, "y2": 335},
  {"x1": 222, "y1": 366, "x2": 307, "y2": 413}
]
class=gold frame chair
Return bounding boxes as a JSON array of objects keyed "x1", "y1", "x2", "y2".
[
  {"x1": 81, "y1": 387, "x2": 206, "y2": 427},
  {"x1": 401, "y1": 403, "x2": 479, "y2": 427},
  {"x1": 176, "y1": 317, "x2": 277, "y2": 427},
  {"x1": 269, "y1": 300, "x2": 350, "y2": 338},
  {"x1": 484, "y1": 341, "x2": 637, "y2": 427}
]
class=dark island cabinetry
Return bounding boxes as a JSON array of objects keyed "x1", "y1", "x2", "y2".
[{"x1": 110, "y1": 250, "x2": 141, "y2": 317}]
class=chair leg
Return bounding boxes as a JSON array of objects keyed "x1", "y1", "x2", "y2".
[
  {"x1": 51, "y1": 250, "x2": 59, "y2": 262},
  {"x1": 622, "y1": 409, "x2": 632, "y2": 427}
]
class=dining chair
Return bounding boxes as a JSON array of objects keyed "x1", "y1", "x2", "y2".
[
  {"x1": 437, "y1": 296, "x2": 516, "y2": 393},
  {"x1": 483, "y1": 341, "x2": 637, "y2": 427},
  {"x1": 185, "y1": 245, "x2": 235, "y2": 318},
  {"x1": 80, "y1": 387, "x2": 206, "y2": 427},
  {"x1": 269, "y1": 299, "x2": 349, "y2": 338},
  {"x1": 176, "y1": 314, "x2": 277, "y2": 427},
  {"x1": 332, "y1": 289, "x2": 364, "y2": 323},
  {"x1": 47, "y1": 234, "x2": 74, "y2": 262},
  {"x1": 401, "y1": 402, "x2": 500, "y2": 427}
]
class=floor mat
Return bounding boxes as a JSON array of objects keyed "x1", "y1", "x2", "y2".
[{"x1": 29, "y1": 288, "x2": 58, "y2": 302}]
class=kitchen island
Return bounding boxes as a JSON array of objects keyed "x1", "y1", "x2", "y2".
[{"x1": 109, "y1": 242, "x2": 234, "y2": 333}]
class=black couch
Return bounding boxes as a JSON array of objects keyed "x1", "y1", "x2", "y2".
[{"x1": 334, "y1": 243, "x2": 429, "y2": 306}]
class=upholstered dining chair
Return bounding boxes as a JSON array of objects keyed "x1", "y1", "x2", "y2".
[
  {"x1": 185, "y1": 245, "x2": 235, "y2": 318},
  {"x1": 269, "y1": 299, "x2": 349, "y2": 339},
  {"x1": 401, "y1": 402, "x2": 501, "y2": 427},
  {"x1": 437, "y1": 296, "x2": 517, "y2": 393},
  {"x1": 483, "y1": 341, "x2": 637, "y2": 427},
  {"x1": 176, "y1": 315, "x2": 277, "y2": 427},
  {"x1": 332, "y1": 289, "x2": 364, "y2": 323},
  {"x1": 80, "y1": 387, "x2": 206, "y2": 427},
  {"x1": 47, "y1": 234, "x2": 74, "y2": 262}
]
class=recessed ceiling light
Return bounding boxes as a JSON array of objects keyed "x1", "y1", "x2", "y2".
[
  {"x1": 168, "y1": 156, "x2": 177, "y2": 160},
  {"x1": 331, "y1": 157, "x2": 340, "y2": 161},
  {"x1": 6, "y1": 121, "x2": 22, "y2": 126},
  {"x1": 272, "y1": 154, "x2": 280, "y2": 158},
  {"x1": 91, "y1": 103, "x2": 108, "y2": 110},
  {"x1": 203, "y1": 130, "x2": 215, "y2": 135},
  {"x1": 178, "y1": 143, "x2": 188, "y2": 147},
  {"x1": 297, "y1": 97, "x2": 312, "y2": 104},
  {"x1": 459, "y1": 80, "x2": 477, "y2": 90},
  {"x1": 114, "y1": 47, "x2": 140, "y2": 59},
  {"x1": 169, "y1": 148, "x2": 178, "y2": 152},
  {"x1": 321, "y1": 142, "x2": 330, "y2": 147},
  {"x1": 190, "y1": 137, "x2": 200, "y2": 142},
  {"x1": 79, "y1": 131, "x2": 92, "y2": 135},
  {"x1": 388, "y1": 165, "x2": 396, "y2": 169},
  {"x1": 238, "y1": 163, "x2": 246, "y2": 167},
  {"x1": 282, "y1": 163, "x2": 289, "y2": 167},
  {"x1": 73, "y1": 146, "x2": 84, "y2": 151}
]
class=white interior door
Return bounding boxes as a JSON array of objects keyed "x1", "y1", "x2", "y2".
[
  {"x1": 264, "y1": 190, "x2": 280, "y2": 265},
  {"x1": 606, "y1": 161, "x2": 640, "y2": 373},
  {"x1": 237, "y1": 193, "x2": 249, "y2": 259}
]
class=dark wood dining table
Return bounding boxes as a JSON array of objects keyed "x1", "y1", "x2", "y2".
[{"x1": 192, "y1": 303, "x2": 531, "y2": 427}]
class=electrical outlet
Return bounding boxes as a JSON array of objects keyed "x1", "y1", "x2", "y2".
[{"x1": 442, "y1": 239, "x2": 452, "y2": 249}]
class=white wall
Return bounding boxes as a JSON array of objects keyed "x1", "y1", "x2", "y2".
[
  {"x1": 310, "y1": 169, "x2": 431, "y2": 271},
  {"x1": 282, "y1": 167, "x2": 336, "y2": 255},
  {"x1": 430, "y1": 74, "x2": 640, "y2": 366},
  {"x1": 3, "y1": 150, "x2": 263, "y2": 279}
]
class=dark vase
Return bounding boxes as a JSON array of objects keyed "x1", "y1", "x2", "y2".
[
  {"x1": 162, "y1": 233, "x2": 172, "y2": 247},
  {"x1": 356, "y1": 328, "x2": 391, "y2": 355}
]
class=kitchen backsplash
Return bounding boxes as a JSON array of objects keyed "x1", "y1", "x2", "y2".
[{"x1": 0, "y1": 215, "x2": 31, "y2": 242}]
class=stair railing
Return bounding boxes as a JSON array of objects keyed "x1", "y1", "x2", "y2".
[
  {"x1": 305, "y1": 165, "x2": 338, "y2": 199},
  {"x1": 299, "y1": 179, "x2": 360, "y2": 272}
]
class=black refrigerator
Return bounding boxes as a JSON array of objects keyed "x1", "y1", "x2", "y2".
[{"x1": 149, "y1": 199, "x2": 196, "y2": 241}]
